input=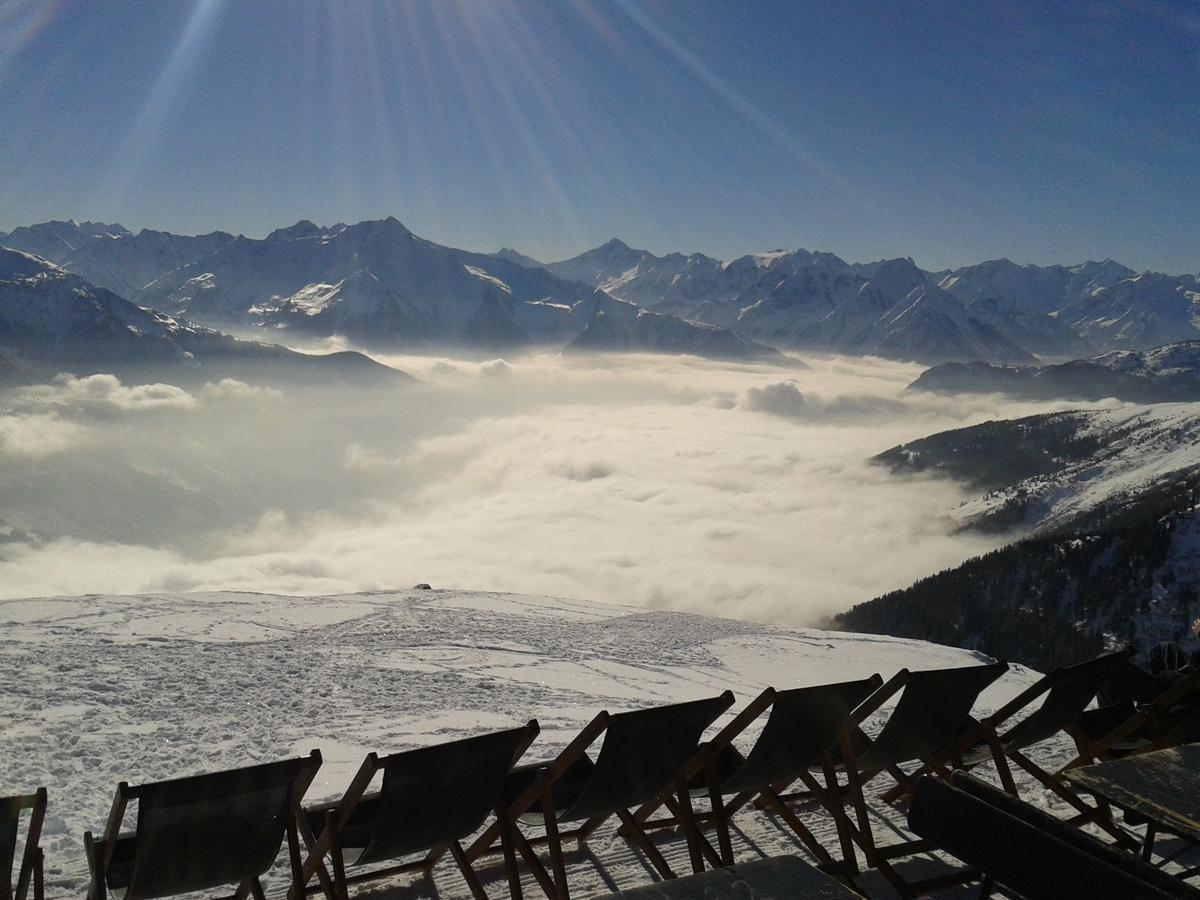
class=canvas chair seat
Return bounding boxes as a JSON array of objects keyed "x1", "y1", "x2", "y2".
[
  {"x1": 505, "y1": 755, "x2": 597, "y2": 824},
  {"x1": 85, "y1": 751, "x2": 321, "y2": 900},
  {"x1": 302, "y1": 796, "x2": 377, "y2": 866},
  {"x1": 627, "y1": 675, "x2": 884, "y2": 881},
  {"x1": 92, "y1": 833, "x2": 136, "y2": 899},
  {"x1": 467, "y1": 693, "x2": 736, "y2": 900},
  {"x1": 290, "y1": 722, "x2": 540, "y2": 900},
  {"x1": 683, "y1": 744, "x2": 745, "y2": 798}
]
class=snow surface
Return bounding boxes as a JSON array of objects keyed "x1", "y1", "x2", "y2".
[
  {"x1": 955, "y1": 401, "x2": 1200, "y2": 532},
  {"x1": 2, "y1": 587, "x2": 1066, "y2": 898}
]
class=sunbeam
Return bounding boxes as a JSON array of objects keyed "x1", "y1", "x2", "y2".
[{"x1": 88, "y1": 0, "x2": 227, "y2": 213}]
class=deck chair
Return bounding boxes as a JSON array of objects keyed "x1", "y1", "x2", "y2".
[
  {"x1": 289, "y1": 721, "x2": 540, "y2": 900},
  {"x1": 2, "y1": 788, "x2": 46, "y2": 900},
  {"x1": 1067, "y1": 666, "x2": 1200, "y2": 770},
  {"x1": 84, "y1": 749, "x2": 322, "y2": 900},
  {"x1": 908, "y1": 772, "x2": 1200, "y2": 899},
  {"x1": 769, "y1": 662, "x2": 1007, "y2": 898},
  {"x1": 622, "y1": 675, "x2": 883, "y2": 877},
  {"x1": 880, "y1": 647, "x2": 1136, "y2": 844},
  {"x1": 466, "y1": 692, "x2": 735, "y2": 900}
]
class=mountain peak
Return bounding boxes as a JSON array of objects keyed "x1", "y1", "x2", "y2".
[{"x1": 266, "y1": 220, "x2": 327, "y2": 242}]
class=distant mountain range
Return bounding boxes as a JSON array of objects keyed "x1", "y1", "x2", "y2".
[
  {"x1": 0, "y1": 248, "x2": 404, "y2": 386},
  {"x1": 837, "y1": 404, "x2": 1200, "y2": 668},
  {"x1": 911, "y1": 341, "x2": 1200, "y2": 403},
  {"x1": 3, "y1": 217, "x2": 1196, "y2": 365},
  {"x1": 0, "y1": 218, "x2": 776, "y2": 362}
]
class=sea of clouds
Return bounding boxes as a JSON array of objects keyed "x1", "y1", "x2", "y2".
[{"x1": 0, "y1": 352, "x2": 1078, "y2": 625}]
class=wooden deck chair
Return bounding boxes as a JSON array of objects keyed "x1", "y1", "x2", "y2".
[
  {"x1": 908, "y1": 773, "x2": 1200, "y2": 899},
  {"x1": 1, "y1": 788, "x2": 46, "y2": 900},
  {"x1": 622, "y1": 675, "x2": 883, "y2": 877},
  {"x1": 879, "y1": 647, "x2": 1136, "y2": 844},
  {"x1": 289, "y1": 721, "x2": 540, "y2": 900},
  {"x1": 1066, "y1": 666, "x2": 1200, "y2": 770},
  {"x1": 466, "y1": 692, "x2": 735, "y2": 900},
  {"x1": 84, "y1": 749, "x2": 322, "y2": 900},
  {"x1": 774, "y1": 662, "x2": 1007, "y2": 898}
]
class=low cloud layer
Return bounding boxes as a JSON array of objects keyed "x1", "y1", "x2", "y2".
[{"x1": 0, "y1": 353, "x2": 1081, "y2": 625}]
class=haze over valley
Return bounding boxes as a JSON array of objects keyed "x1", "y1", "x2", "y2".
[{"x1": 0, "y1": 347, "x2": 1077, "y2": 624}]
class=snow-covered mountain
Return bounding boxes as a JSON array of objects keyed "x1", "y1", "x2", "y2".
[
  {"x1": 250, "y1": 269, "x2": 431, "y2": 348},
  {"x1": 911, "y1": 340, "x2": 1200, "y2": 403},
  {"x1": 941, "y1": 258, "x2": 1200, "y2": 352},
  {"x1": 567, "y1": 308, "x2": 780, "y2": 361},
  {"x1": 837, "y1": 404, "x2": 1200, "y2": 669},
  {"x1": 134, "y1": 217, "x2": 615, "y2": 342},
  {"x1": 550, "y1": 238, "x2": 1200, "y2": 361},
  {"x1": 0, "y1": 219, "x2": 773, "y2": 359},
  {"x1": 874, "y1": 403, "x2": 1200, "y2": 536},
  {"x1": 0, "y1": 218, "x2": 236, "y2": 301},
  {"x1": 938, "y1": 258, "x2": 1136, "y2": 316},
  {"x1": 835, "y1": 490, "x2": 1200, "y2": 673},
  {"x1": 0, "y1": 248, "x2": 403, "y2": 385},
  {"x1": 0, "y1": 586, "x2": 1042, "y2": 897},
  {"x1": 10, "y1": 218, "x2": 1199, "y2": 364},
  {"x1": 548, "y1": 241, "x2": 1083, "y2": 364}
]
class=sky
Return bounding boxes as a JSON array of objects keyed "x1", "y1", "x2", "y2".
[{"x1": 1, "y1": 0, "x2": 1197, "y2": 273}]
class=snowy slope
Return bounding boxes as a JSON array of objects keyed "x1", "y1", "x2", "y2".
[
  {"x1": 1, "y1": 587, "x2": 1047, "y2": 898},
  {"x1": 0, "y1": 248, "x2": 404, "y2": 385},
  {"x1": 877, "y1": 403, "x2": 1200, "y2": 535},
  {"x1": 1, "y1": 220, "x2": 235, "y2": 300}
]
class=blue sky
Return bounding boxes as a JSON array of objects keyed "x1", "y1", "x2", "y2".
[{"x1": 1, "y1": 0, "x2": 1197, "y2": 272}]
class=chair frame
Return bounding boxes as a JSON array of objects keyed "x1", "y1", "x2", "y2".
[
  {"x1": 289, "y1": 722, "x2": 540, "y2": 900},
  {"x1": 621, "y1": 675, "x2": 884, "y2": 880},
  {"x1": 764, "y1": 663, "x2": 1008, "y2": 899},
  {"x1": 879, "y1": 647, "x2": 1138, "y2": 847},
  {"x1": 84, "y1": 750, "x2": 323, "y2": 900},
  {"x1": 1064, "y1": 666, "x2": 1200, "y2": 771},
  {"x1": 1, "y1": 788, "x2": 46, "y2": 900},
  {"x1": 465, "y1": 692, "x2": 735, "y2": 900}
]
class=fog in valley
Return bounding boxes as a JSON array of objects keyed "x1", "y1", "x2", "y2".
[{"x1": 0, "y1": 351, "x2": 1076, "y2": 624}]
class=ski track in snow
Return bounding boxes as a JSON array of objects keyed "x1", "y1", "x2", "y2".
[{"x1": 0, "y1": 588, "x2": 1168, "y2": 897}]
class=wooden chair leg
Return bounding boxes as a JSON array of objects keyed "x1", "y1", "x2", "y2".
[
  {"x1": 450, "y1": 840, "x2": 490, "y2": 900},
  {"x1": 616, "y1": 808, "x2": 676, "y2": 882},
  {"x1": 324, "y1": 810, "x2": 350, "y2": 900},
  {"x1": 1142, "y1": 824, "x2": 1158, "y2": 863},
  {"x1": 539, "y1": 777, "x2": 570, "y2": 900},
  {"x1": 83, "y1": 831, "x2": 107, "y2": 900},
  {"x1": 294, "y1": 814, "x2": 338, "y2": 900},
  {"x1": 704, "y1": 757, "x2": 734, "y2": 867},
  {"x1": 496, "y1": 803, "x2": 525, "y2": 900},
  {"x1": 247, "y1": 878, "x2": 268, "y2": 900},
  {"x1": 511, "y1": 822, "x2": 558, "y2": 899},
  {"x1": 819, "y1": 753, "x2": 859, "y2": 874},
  {"x1": 658, "y1": 794, "x2": 723, "y2": 870},
  {"x1": 1011, "y1": 750, "x2": 1137, "y2": 850},
  {"x1": 673, "y1": 776, "x2": 705, "y2": 874},
  {"x1": 758, "y1": 786, "x2": 834, "y2": 865},
  {"x1": 285, "y1": 818, "x2": 314, "y2": 900},
  {"x1": 34, "y1": 851, "x2": 43, "y2": 900}
]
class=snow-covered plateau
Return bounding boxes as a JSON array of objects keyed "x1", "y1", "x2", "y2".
[{"x1": 3, "y1": 587, "x2": 1053, "y2": 898}]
